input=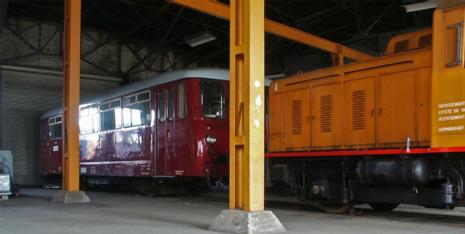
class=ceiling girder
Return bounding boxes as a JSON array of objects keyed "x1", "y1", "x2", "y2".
[{"x1": 168, "y1": 0, "x2": 375, "y2": 61}]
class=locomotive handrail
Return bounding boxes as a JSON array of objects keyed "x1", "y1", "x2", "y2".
[{"x1": 446, "y1": 21, "x2": 464, "y2": 67}]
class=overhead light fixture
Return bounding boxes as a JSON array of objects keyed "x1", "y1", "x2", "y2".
[
  {"x1": 403, "y1": 0, "x2": 439, "y2": 13},
  {"x1": 266, "y1": 73, "x2": 285, "y2": 79},
  {"x1": 185, "y1": 32, "x2": 217, "y2": 47}
]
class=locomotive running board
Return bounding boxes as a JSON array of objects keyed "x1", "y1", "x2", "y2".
[{"x1": 266, "y1": 146, "x2": 465, "y2": 158}]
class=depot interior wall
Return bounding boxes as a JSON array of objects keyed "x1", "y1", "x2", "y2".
[{"x1": 0, "y1": 69, "x2": 120, "y2": 185}]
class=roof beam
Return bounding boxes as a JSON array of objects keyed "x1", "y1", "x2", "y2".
[{"x1": 168, "y1": 0, "x2": 375, "y2": 61}]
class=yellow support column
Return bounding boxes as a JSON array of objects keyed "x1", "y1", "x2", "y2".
[
  {"x1": 52, "y1": 0, "x2": 89, "y2": 203},
  {"x1": 229, "y1": 0, "x2": 265, "y2": 212},
  {"x1": 210, "y1": 0, "x2": 284, "y2": 232}
]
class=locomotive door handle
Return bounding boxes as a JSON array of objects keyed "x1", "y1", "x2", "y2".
[
  {"x1": 167, "y1": 130, "x2": 171, "y2": 140},
  {"x1": 447, "y1": 21, "x2": 464, "y2": 67},
  {"x1": 378, "y1": 108, "x2": 383, "y2": 116}
]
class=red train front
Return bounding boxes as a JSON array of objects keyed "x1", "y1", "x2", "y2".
[{"x1": 40, "y1": 68, "x2": 229, "y2": 194}]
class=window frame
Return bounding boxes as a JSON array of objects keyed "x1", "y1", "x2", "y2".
[
  {"x1": 157, "y1": 90, "x2": 166, "y2": 123},
  {"x1": 200, "y1": 80, "x2": 227, "y2": 119},
  {"x1": 99, "y1": 98, "x2": 122, "y2": 131},
  {"x1": 122, "y1": 90, "x2": 151, "y2": 128},
  {"x1": 79, "y1": 105, "x2": 100, "y2": 135},
  {"x1": 167, "y1": 87, "x2": 175, "y2": 121},
  {"x1": 177, "y1": 81, "x2": 188, "y2": 119}
]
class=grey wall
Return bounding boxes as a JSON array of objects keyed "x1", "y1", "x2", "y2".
[{"x1": 0, "y1": 68, "x2": 120, "y2": 185}]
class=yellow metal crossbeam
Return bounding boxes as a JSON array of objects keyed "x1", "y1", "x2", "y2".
[
  {"x1": 168, "y1": 0, "x2": 375, "y2": 61},
  {"x1": 62, "y1": 0, "x2": 81, "y2": 192}
]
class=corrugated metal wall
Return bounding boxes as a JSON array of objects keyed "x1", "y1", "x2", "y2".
[{"x1": 0, "y1": 68, "x2": 120, "y2": 185}]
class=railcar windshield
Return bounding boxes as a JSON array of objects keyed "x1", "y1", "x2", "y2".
[
  {"x1": 48, "y1": 116, "x2": 62, "y2": 139},
  {"x1": 201, "y1": 80, "x2": 226, "y2": 118}
]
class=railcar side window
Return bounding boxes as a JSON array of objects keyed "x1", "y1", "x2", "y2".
[
  {"x1": 48, "y1": 116, "x2": 62, "y2": 139},
  {"x1": 123, "y1": 90, "x2": 151, "y2": 127},
  {"x1": 100, "y1": 99, "x2": 122, "y2": 131},
  {"x1": 168, "y1": 88, "x2": 175, "y2": 121},
  {"x1": 201, "y1": 80, "x2": 226, "y2": 118},
  {"x1": 178, "y1": 81, "x2": 187, "y2": 118},
  {"x1": 158, "y1": 91, "x2": 166, "y2": 122},
  {"x1": 80, "y1": 105, "x2": 99, "y2": 134}
]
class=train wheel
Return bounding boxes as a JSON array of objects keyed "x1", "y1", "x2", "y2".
[{"x1": 368, "y1": 202, "x2": 399, "y2": 212}]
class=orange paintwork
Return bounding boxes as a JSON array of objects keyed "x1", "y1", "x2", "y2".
[
  {"x1": 431, "y1": 3, "x2": 465, "y2": 147},
  {"x1": 269, "y1": 2, "x2": 465, "y2": 152},
  {"x1": 62, "y1": 0, "x2": 82, "y2": 192},
  {"x1": 269, "y1": 34, "x2": 433, "y2": 152}
]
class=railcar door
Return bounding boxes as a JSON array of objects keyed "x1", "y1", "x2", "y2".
[
  {"x1": 155, "y1": 88, "x2": 167, "y2": 176},
  {"x1": 165, "y1": 85, "x2": 176, "y2": 176},
  {"x1": 46, "y1": 115, "x2": 63, "y2": 173},
  {"x1": 40, "y1": 120, "x2": 49, "y2": 173},
  {"x1": 155, "y1": 84, "x2": 176, "y2": 176}
]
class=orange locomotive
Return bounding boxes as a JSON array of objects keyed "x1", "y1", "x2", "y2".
[{"x1": 267, "y1": 2, "x2": 465, "y2": 210}]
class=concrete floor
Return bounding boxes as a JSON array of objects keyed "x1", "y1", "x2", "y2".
[{"x1": 2, "y1": 188, "x2": 465, "y2": 234}]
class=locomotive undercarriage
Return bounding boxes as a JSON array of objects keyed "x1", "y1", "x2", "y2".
[{"x1": 270, "y1": 154, "x2": 465, "y2": 212}]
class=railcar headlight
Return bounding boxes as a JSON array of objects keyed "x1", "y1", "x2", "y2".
[{"x1": 206, "y1": 135, "x2": 217, "y2": 144}]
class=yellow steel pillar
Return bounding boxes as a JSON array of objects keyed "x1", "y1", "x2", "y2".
[
  {"x1": 53, "y1": 0, "x2": 89, "y2": 203},
  {"x1": 210, "y1": 0, "x2": 284, "y2": 232},
  {"x1": 229, "y1": 0, "x2": 265, "y2": 212}
]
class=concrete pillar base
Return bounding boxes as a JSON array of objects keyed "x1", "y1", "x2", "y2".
[
  {"x1": 209, "y1": 209, "x2": 286, "y2": 234},
  {"x1": 52, "y1": 191, "x2": 90, "y2": 203}
]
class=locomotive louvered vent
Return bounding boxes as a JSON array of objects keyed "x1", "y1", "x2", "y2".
[
  {"x1": 394, "y1": 39, "x2": 410, "y2": 53},
  {"x1": 292, "y1": 100, "x2": 303, "y2": 135},
  {"x1": 418, "y1": 34, "x2": 432, "y2": 49},
  {"x1": 352, "y1": 90, "x2": 366, "y2": 130},
  {"x1": 320, "y1": 95, "x2": 333, "y2": 133}
]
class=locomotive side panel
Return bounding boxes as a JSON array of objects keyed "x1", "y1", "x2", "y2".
[
  {"x1": 310, "y1": 82, "x2": 343, "y2": 149},
  {"x1": 343, "y1": 77, "x2": 376, "y2": 148},
  {"x1": 375, "y1": 71, "x2": 416, "y2": 147},
  {"x1": 269, "y1": 49, "x2": 432, "y2": 152},
  {"x1": 268, "y1": 92, "x2": 284, "y2": 152},
  {"x1": 284, "y1": 88, "x2": 310, "y2": 150},
  {"x1": 415, "y1": 68, "x2": 432, "y2": 145}
]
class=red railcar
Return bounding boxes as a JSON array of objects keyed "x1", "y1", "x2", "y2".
[{"x1": 40, "y1": 68, "x2": 229, "y2": 194}]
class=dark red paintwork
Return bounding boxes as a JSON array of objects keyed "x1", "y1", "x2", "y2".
[{"x1": 40, "y1": 78, "x2": 229, "y2": 181}]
